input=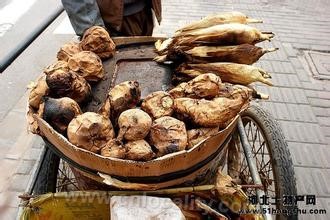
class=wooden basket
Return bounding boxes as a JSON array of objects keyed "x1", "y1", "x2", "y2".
[{"x1": 34, "y1": 37, "x2": 240, "y2": 190}]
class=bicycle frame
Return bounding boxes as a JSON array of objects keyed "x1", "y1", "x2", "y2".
[{"x1": 237, "y1": 117, "x2": 272, "y2": 220}]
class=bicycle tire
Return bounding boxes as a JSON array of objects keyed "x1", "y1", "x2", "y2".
[
  {"x1": 33, "y1": 143, "x2": 60, "y2": 194},
  {"x1": 240, "y1": 104, "x2": 298, "y2": 220}
]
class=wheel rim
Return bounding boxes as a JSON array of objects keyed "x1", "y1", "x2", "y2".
[{"x1": 238, "y1": 115, "x2": 278, "y2": 207}]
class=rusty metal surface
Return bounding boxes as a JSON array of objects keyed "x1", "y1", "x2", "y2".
[{"x1": 85, "y1": 40, "x2": 172, "y2": 113}]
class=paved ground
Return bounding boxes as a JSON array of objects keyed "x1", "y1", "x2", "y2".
[{"x1": 0, "y1": 0, "x2": 329, "y2": 219}]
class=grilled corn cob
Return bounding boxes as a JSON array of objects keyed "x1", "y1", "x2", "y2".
[
  {"x1": 160, "y1": 44, "x2": 278, "y2": 65},
  {"x1": 174, "y1": 23, "x2": 274, "y2": 45},
  {"x1": 176, "y1": 63, "x2": 273, "y2": 86},
  {"x1": 176, "y1": 11, "x2": 262, "y2": 34}
]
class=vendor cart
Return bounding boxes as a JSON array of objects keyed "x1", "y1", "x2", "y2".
[{"x1": 23, "y1": 37, "x2": 297, "y2": 220}]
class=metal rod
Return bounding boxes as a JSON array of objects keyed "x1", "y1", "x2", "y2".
[
  {"x1": 240, "y1": 184, "x2": 264, "y2": 189},
  {"x1": 237, "y1": 117, "x2": 272, "y2": 220},
  {"x1": 0, "y1": 6, "x2": 64, "y2": 73}
]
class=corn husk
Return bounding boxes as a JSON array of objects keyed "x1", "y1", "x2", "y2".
[
  {"x1": 214, "y1": 171, "x2": 252, "y2": 214},
  {"x1": 176, "y1": 11, "x2": 263, "y2": 34},
  {"x1": 174, "y1": 23, "x2": 274, "y2": 45},
  {"x1": 176, "y1": 63, "x2": 272, "y2": 86},
  {"x1": 161, "y1": 44, "x2": 278, "y2": 65}
]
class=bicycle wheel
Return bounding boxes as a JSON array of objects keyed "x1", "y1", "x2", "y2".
[
  {"x1": 33, "y1": 142, "x2": 78, "y2": 194},
  {"x1": 229, "y1": 104, "x2": 297, "y2": 220}
]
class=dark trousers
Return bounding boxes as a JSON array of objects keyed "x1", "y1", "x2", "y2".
[{"x1": 106, "y1": 7, "x2": 154, "y2": 36}]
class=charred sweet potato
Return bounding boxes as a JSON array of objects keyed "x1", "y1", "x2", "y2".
[
  {"x1": 109, "y1": 81, "x2": 141, "y2": 120},
  {"x1": 141, "y1": 91, "x2": 174, "y2": 119},
  {"x1": 28, "y1": 75, "x2": 49, "y2": 109},
  {"x1": 117, "y1": 109, "x2": 152, "y2": 141},
  {"x1": 174, "y1": 89, "x2": 250, "y2": 128},
  {"x1": 101, "y1": 139, "x2": 126, "y2": 159},
  {"x1": 68, "y1": 51, "x2": 104, "y2": 82},
  {"x1": 149, "y1": 116, "x2": 187, "y2": 157},
  {"x1": 41, "y1": 97, "x2": 82, "y2": 134},
  {"x1": 67, "y1": 112, "x2": 115, "y2": 153},
  {"x1": 187, "y1": 127, "x2": 219, "y2": 149},
  {"x1": 80, "y1": 26, "x2": 116, "y2": 59},
  {"x1": 57, "y1": 41, "x2": 81, "y2": 62},
  {"x1": 44, "y1": 60, "x2": 69, "y2": 75},
  {"x1": 125, "y1": 140, "x2": 155, "y2": 161},
  {"x1": 46, "y1": 69, "x2": 92, "y2": 103},
  {"x1": 169, "y1": 73, "x2": 222, "y2": 99}
]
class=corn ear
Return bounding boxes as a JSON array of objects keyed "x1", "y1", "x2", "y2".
[{"x1": 176, "y1": 63, "x2": 273, "y2": 86}]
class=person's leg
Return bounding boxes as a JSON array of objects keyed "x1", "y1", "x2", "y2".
[
  {"x1": 120, "y1": 7, "x2": 154, "y2": 36},
  {"x1": 61, "y1": 0, "x2": 104, "y2": 36}
]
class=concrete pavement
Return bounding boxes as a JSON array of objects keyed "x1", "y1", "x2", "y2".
[{"x1": 0, "y1": 0, "x2": 329, "y2": 219}]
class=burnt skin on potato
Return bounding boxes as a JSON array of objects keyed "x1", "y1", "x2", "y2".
[
  {"x1": 169, "y1": 73, "x2": 222, "y2": 99},
  {"x1": 67, "y1": 112, "x2": 115, "y2": 153},
  {"x1": 117, "y1": 109, "x2": 152, "y2": 141},
  {"x1": 43, "y1": 60, "x2": 69, "y2": 76},
  {"x1": 187, "y1": 127, "x2": 219, "y2": 149},
  {"x1": 173, "y1": 89, "x2": 250, "y2": 128},
  {"x1": 41, "y1": 97, "x2": 82, "y2": 134},
  {"x1": 141, "y1": 91, "x2": 174, "y2": 119},
  {"x1": 109, "y1": 81, "x2": 141, "y2": 120},
  {"x1": 28, "y1": 75, "x2": 49, "y2": 109},
  {"x1": 68, "y1": 51, "x2": 105, "y2": 82},
  {"x1": 100, "y1": 139, "x2": 126, "y2": 159},
  {"x1": 46, "y1": 69, "x2": 92, "y2": 104},
  {"x1": 149, "y1": 116, "x2": 187, "y2": 157},
  {"x1": 57, "y1": 41, "x2": 81, "y2": 62},
  {"x1": 125, "y1": 139, "x2": 155, "y2": 161},
  {"x1": 80, "y1": 26, "x2": 116, "y2": 59}
]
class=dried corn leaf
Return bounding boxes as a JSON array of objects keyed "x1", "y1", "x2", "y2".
[
  {"x1": 176, "y1": 11, "x2": 262, "y2": 34},
  {"x1": 215, "y1": 171, "x2": 248, "y2": 213},
  {"x1": 176, "y1": 63, "x2": 272, "y2": 86}
]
